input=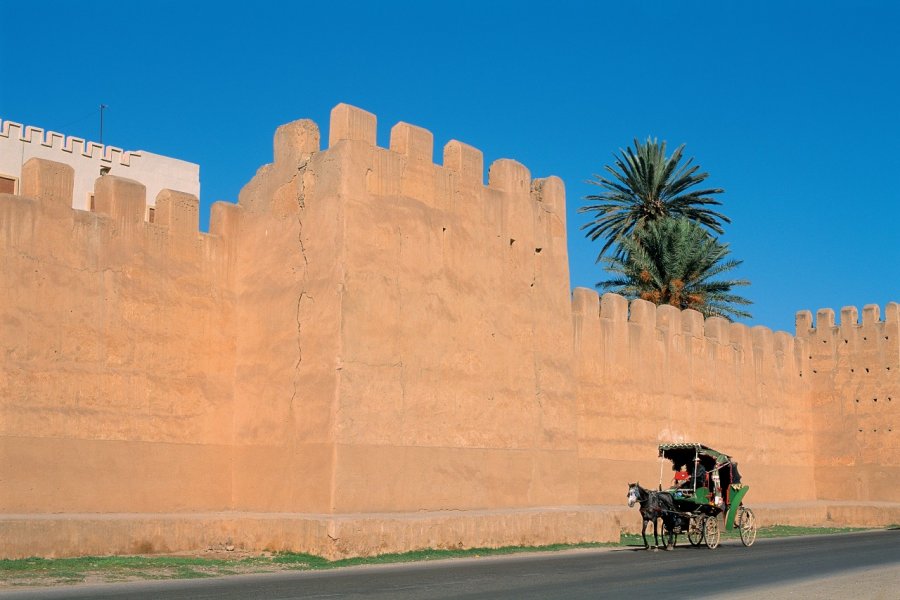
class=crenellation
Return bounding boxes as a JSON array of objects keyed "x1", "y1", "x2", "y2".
[
  {"x1": 531, "y1": 176, "x2": 565, "y2": 222},
  {"x1": 104, "y1": 146, "x2": 124, "y2": 164},
  {"x1": 311, "y1": 105, "x2": 566, "y2": 263},
  {"x1": 628, "y1": 298, "x2": 655, "y2": 325},
  {"x1": 798, "y1": 302, "x2": 899, "y2": 344},
  {"x1": 23, "y1": 125, "x2": 43, "y2": 143},
  {"x1": 209, "y1": 200, "x2": 241, "y2": 240},
  {"x1": 816, "y1": 307, "x2": 836, "y2": 331},
  {"x1": 390, "y1": 122, "x2": 433, "y2": 163},
  {"x1": 273, "y1": 119, "x2": 320, "y2": 166},
  {"x1": 63, "y1": 136, "x2": 86, "y2": 155},
  {"x1": 442, "y1": 140, "x2": 483, "y2": 187},
  {"x1": 154, "y1": 189, "x2": 200, "y2": 237},
  {"x1": 93, "y1": 174, "x2": 146, "y2": 226},
  {"x1": 1, "y1": 118, "x2": 137, "y2": 166},
  {"x1": 487, "y1": 158, "x2": 530, "y2": 194},
  {"x1": 840, "y1": 305, "x2": 859, "y2": 328},
  {"x1": 680, "y1": 308, "x2": 704, "y2": 338},
  {"x1": 572, "y1": 287, "x2": 600, "y2": 318},
  {"x1": 795, "y1": 309, "x2": 813, "y2": 336},
  {"x1": 655, "y1": 304, "x2": 681, "y2": 336},
  {"x1": 600, "y1": 292, "x2": 628, "y2": 322},
  {"x1": 704, "y1": 316, "x2": 729, "y2": 345},
  {"x1": 729, "y1": 322, "x2": 751, "y2": 352},
  {"x1": 751, "y1": 325, "x2": 774, "y2": 356},
  {"x1": 42, "y1": 130, "x2": 65, "y2": 150},
  {"x1": 0, "y1": 119, "x2": 23, "y2": 138},
  {"x1": 862, "y1": 304, "x2": 880, "y2": 326},
  {"x1": 886, "y1": 302, "x2": 899, "y2": 324},
  {"x1": 20, "y1": 158, "x2": 74, "y2": 210},
  {"x1": 391, "y1": 122, "x2": 437, "y2": 203},
  {"x1": 329, "y1": 103, "x2": 377, "y2": 147},
  {"x1": 85, "y1": 141, "x2": 104, "y2": 159}
]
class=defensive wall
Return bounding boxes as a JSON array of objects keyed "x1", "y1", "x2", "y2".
[{"x1": 0, "y1": 104, "x2": 897, "y2": 559}]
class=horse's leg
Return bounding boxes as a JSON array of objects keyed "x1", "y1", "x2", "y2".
[
  {"x1": 652, "y1": 517, "x2": 660, "y2": 550},
  {"x1": 663, "y1": 517, "x2": 676, "y2": 550},
  {"x1": 660, "y1": 516, "x2": 668, "y2": 550},
  {"x1": 641, "y1": 518, "x2": 649, "y2": 549}
]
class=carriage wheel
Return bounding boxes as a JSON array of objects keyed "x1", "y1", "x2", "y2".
[
  {"x1": 703, "y1": 516, "x2": 721, "y2": 549},
  {"x1": 738, "y1": 507, "x2": 758, "y2": 547},
  {"x1": 687, "y1": 517, "x2": 703, "y2": 547}
]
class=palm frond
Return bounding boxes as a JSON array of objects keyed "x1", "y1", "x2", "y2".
[
  {"x1": 596, "y1": 217, "x2": 752, "y2": 321},
  {"x1": 580, "y1": 137, "x2": 728, "y2": 260}
]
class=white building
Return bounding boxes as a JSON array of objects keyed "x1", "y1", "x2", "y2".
[{"x1": 0, "y1": 117, "x2": 199, "y2": 213}]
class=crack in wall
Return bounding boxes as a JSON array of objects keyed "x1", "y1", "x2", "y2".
[{"x1": 290, "y1": 161, "x2": 312, "y2": 409}]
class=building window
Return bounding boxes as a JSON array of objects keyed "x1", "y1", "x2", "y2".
[{"x1": 0, "y1": 175, "x2": 16, "y2": 195}]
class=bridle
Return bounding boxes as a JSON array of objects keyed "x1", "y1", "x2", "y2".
[{"x1": 627, "y1": 484, "x2": 647, "y2": 507}]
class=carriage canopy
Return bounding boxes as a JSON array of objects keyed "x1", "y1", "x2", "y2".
[{"x1": 658, "y1": 443, "x2": 733, "y2": 471}]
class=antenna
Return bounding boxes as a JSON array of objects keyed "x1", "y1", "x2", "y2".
[{"x1": 99, "y1": 104, "x2": 108, "y2": 145}]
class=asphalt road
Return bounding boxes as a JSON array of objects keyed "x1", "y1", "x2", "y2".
[{"x1": 3, "y1": 531, "x2": 899, "y2": 599}]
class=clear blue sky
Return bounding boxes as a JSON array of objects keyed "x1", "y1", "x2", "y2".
[{"x1": 2, "y1": 1, "x2": 898, "y2": 333}]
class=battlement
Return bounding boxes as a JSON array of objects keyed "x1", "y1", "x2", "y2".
[
  {"x1": 0, "y1": 117, "x2": 199, "y2": 211},
  {"x1": 323, "y1": 103, "x2": 566, "y2": 223},
  {"x1": 794, "y1": 301, "x2": 899, "y2": 386},
  {"x1": 796, "y1": 302, "x2": 900, "y2": 334},
  {"x1": 794, "y1": 301, "x2": 899, "y2": 377},
  {"x1": 572, "y1": 287, "x2": 798, "y2": 358},
  {"x1": 1, "y1": 158, "x2": 231, "y2": 279},
  {"x1": 0, "y1": 117, "x2": 139, "y2": 165}
]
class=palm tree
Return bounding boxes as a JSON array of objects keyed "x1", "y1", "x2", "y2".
[
  {"x1": 579, "y1": 137, "x2": 729, "y2": 260},
  {"x1": 599, "y1": 217, "x2": 752, "y2": 321}
]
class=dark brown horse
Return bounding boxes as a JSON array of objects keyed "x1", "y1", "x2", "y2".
[{"x1": 627, "y1": 483, "x2": 678, "y2": 550}]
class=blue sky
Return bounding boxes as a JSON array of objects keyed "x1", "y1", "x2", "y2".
[{"x1": 2, "y1": 1, "x2": 898, "y2": 333}]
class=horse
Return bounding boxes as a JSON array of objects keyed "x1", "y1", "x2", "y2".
[{"x1": 627, "y1": 482, "x2": 678, "y2": 550}]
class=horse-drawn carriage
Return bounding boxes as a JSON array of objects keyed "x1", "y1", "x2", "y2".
[{"x1": 627, "y1": 443, "x2": 758, "y2": 549}]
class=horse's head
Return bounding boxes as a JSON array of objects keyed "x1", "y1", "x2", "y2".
[{"x1": 627, "y1": 482, "x2": 642, "y2": 507}]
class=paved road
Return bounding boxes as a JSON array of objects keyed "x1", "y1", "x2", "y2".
[{"x1": 3, "y1": 531, "x2": 898, "y2": 599}]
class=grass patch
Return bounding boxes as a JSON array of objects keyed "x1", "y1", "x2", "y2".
[
  {"x1": 0, "y1": 525, "x2": 879, "y2": 588},
  {"x1": 0, "y1": 555, "x2": 276, "y2": 587},
  {"x1": 299, "y1": 542, "x2": 617, "y2": 570}
]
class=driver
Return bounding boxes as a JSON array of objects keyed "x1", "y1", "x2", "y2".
[{"x1": 692, "y1": 457, "x2": 707, "y2": 490}]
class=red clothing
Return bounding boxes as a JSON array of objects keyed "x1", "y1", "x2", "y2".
[{"x1": 674, "y1": 471, "x2": 690, "y2": 484}]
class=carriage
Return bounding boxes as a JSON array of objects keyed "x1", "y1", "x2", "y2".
[{"x1": 656, "y1": 442, "x2": 758, "y2": 549}]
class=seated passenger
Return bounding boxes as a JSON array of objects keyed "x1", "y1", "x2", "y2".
[{"x1": 673, "y1": 464, "x2": 690, "y2": 488}]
